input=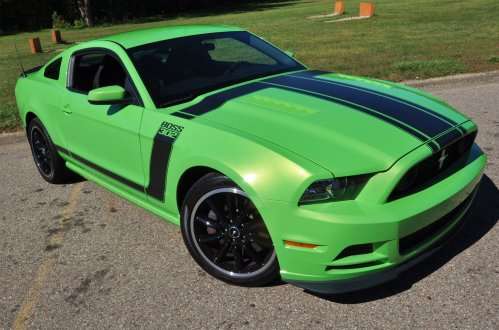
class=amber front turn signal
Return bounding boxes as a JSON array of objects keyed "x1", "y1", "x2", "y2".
[{"x1": 284, "y1": 240, "x2": 319, "y2": 249}]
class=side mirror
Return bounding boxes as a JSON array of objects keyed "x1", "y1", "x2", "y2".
[
  {"x1": 88, "y1": 85, "x2": 128, "y2": 105},
  {"x1": 285, "y1": 50, "x2": 295, "y2": 58}
]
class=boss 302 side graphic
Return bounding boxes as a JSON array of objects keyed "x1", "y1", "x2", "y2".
[{"x1": 16, "y1": 25, "x2": 486, "y2": 293}]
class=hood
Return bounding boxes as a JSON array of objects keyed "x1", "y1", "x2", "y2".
[{"x1": 178, "y1": 71, "x2": 469, "y2": 176}]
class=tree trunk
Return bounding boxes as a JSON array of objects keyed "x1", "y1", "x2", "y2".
[{"x1": 76, "y1": 0, "x2": 93, "y2": 27}]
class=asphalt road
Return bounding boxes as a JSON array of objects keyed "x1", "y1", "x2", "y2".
[{"x1": 1, "y1": 74, "x2": 498, "y2": 330}]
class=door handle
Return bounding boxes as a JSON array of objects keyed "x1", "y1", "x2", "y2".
[{"x1": 62, "y1": 104, "x2": 72, "y2": 114}]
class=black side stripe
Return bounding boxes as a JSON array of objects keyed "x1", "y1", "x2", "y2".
[
  {"x1": 56, "y1": 129, "x2": 176, "y2": 202},
  {"x1": 145, "y1": 134, "x2": 174, "y2": 201},
  {"x1": 55, "y1": 145, "x2": 71, "y2": 157},
  {"x1": 290, "y1": 70, "x2": 463, "y2": 129},
  {"x1": 56, "y1": 146, "x2": 144, "y2": 192},
  {"x1": 264, "y1": 75, "x2": 453, "y2": 139}
]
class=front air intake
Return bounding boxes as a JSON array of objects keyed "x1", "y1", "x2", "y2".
[
  {"x1": 388, "y1": 131, "x2": 476, "y2": 201},
  {"x1": 398, "y1": 192, "x2": 473, "y2": 255}
]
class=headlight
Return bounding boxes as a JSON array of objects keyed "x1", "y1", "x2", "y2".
[{"x1": 299, "y1": 174, "x2": 372, "y2": 205}]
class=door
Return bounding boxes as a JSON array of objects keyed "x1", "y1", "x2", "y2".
[{"x1": 62, "y1": 49, "x2": 145, "y2": 192}]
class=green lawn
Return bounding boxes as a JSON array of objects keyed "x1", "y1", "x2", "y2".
[{"x1": 1, "y1": 0, "x2": 498, "y2": 132}]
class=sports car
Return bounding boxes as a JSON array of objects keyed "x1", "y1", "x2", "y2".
[{"x1": 15, "y1": 25, "x2": 486, "y2": 293}]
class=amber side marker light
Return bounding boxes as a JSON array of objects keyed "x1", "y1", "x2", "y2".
[{"x1": 284, "y1": 240, "x2": 319, "y2": 249}]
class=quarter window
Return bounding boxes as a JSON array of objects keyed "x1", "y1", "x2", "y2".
[{"x1": 44, "y1": 57, "x2": 62, "y2": 80}]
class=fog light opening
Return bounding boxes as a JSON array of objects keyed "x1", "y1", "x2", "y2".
[{"x1": 334, "y1": 243, "x2": 374, "y2": 260}]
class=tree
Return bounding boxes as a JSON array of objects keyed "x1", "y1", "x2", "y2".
[
  {"x1": 76, "y1": 0, "x2": 93, "y2": 27},
  {"x1": 0, "y1": 0, "x2": 270, "y2": 33}
]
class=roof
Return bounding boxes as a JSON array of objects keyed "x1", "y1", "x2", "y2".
[{"x1": 101, "y1": 25, "x2": 244, "y2": 49}]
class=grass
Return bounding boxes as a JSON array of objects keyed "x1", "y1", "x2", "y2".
[
  {"x1": 392, "y1": 59, "x2": 466, "y2": 78},
  {"x1": 489, "y1": 56, "x2": 499, "y2": 63},
  {"x1": 1, "y1": 0, "x2": 499, "y2": 132}
]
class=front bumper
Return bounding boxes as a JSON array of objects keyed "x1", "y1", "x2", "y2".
[
  {"x1": 286, "y1": 188, "x2": 476, "y2": 294},
  {"x1": 260, "y1": 144, "x2": 486, "y2": 293}
]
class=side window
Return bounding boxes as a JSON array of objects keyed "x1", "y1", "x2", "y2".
[
  {"x1": 44, "y1": 57, "x2": 62, "y2": 80},
  {"x1": 70, "y1": 52, "x2": 128, "y2": 94}
]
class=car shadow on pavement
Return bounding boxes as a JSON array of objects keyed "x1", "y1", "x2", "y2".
[{"x1": 307, "y1": 175, "x2": 499, "y2": 304}]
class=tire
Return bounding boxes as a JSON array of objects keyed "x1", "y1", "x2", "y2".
[
  {"x1": 181, "y1": 173, "x2": 279, "y2": 286},
  {"x1": 27, "y1": 117, "x2": 74, "y2": 184}
]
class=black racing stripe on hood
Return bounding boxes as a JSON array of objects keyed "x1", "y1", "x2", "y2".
[
  {"x1": 291, "y1": 70, "x2": 331, "y2": 77},
  {"x1": 290, "y1": 70, "x2": 463, "y2": 129},
  {"x1": 180, "y1": 83, "x2": 268, "y2": 116},
  {"x1": 264, "y1": 74, "x2": 454, "y2": 140},
  {"x1": 434, "y1": 127, "x2": 464, "y2": 149},
  {"x1": 260, "y1": 80, "x2": 438, "y2": 152},
  {"x1": 170, "y1": 111, "x2": 195, "y2": 119},
  {"x1": 176, "y1": 75, "x2": 438, "y2": 151}
]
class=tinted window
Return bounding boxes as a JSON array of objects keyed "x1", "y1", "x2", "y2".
[
  {"x1": 128, "y1": 31, "x2": 305, "y2": 107},
  {"x1": 44, "y1": 57, "x2": 62, "y2": 80},
  {"x1": 70, "y1": 52, "x2": 127, "y2": 94},
  {"x1": 206, "y1": 37, "x2": 277, "y2": 65}
]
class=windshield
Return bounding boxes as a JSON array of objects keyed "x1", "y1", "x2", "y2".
[{"x1": 127, "y1": 31, "x2": 305, "y2": 107}]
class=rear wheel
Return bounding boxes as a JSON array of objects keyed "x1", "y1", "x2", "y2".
[
  {"x1": 181, "y1": 173, "x2": 279, "y2": 286},
  {"x1": 27, "y1": 117, "x2": 74, "y2": 184}
]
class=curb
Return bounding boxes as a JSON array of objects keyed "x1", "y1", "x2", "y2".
[
  {"x1": 404, "y1": 70, "x2": 499, "y2": 88},
  {"x1": 0, "y1": 131, "x2": 25, "y2": 146}
]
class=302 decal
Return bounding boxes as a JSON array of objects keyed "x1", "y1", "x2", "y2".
[{"x1": 158, "y1": 121, "x2": 184, "y2": 140}]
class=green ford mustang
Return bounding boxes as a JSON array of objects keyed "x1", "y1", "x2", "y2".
[{"x1": 15, "y1": 25, "x2": 486, "y2": 293}]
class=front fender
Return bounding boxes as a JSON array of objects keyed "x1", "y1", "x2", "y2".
[
  {"x1": 171, "y1": 135, "x2": 328, "y2": 202},
  {"x1": 151, "y1": 118, "x2": 332, "y2": 218}
]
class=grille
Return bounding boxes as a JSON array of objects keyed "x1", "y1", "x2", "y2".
[
  {"x1": 388, "y1": 131, "x2": 476, "y2": 201},
  {"x1": 398, "y1": 192, "x2": 473, "y2": 255}
]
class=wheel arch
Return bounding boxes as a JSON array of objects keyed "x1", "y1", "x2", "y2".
[
  {"x1": 176, "y1": 166, "x2": 221, "y2": 212},
  {"x1": 25, "y1": 111, "x2": 38, "y2": 131},
  {"x1": 21, "y1": 99, "x2": 65, "y2": 150},
  {"x1": 167, "y1": 122, "x2": 333, "y2": 222},
  {"x1": 24, "y1": 111, "x2": 52, "y2": 140},
  {"x1": 173, "y1": 162, "x2": 264, "y2": 215}
]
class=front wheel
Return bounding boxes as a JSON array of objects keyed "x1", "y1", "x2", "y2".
[{"x1": 181, "y1": 173, "x2": 279, "y2": 286}]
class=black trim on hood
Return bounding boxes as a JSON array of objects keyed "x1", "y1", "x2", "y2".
[
  {"x1": 265, "y1": 74, "x2": 458, "y2": 141},
  {"x1": 172, "y1": 70, "x2": 469, "y2": 153}
]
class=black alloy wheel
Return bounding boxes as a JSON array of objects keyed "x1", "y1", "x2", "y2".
[
  {"x1": 27, "y1": 117, "x2": 76, "y2": 184},
  {"x1": 30, "y1": 126, "x2": 54, "y2": 177},
  {"x1": 181, "y1": 174, "x2": 279, "y2": 286}
]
